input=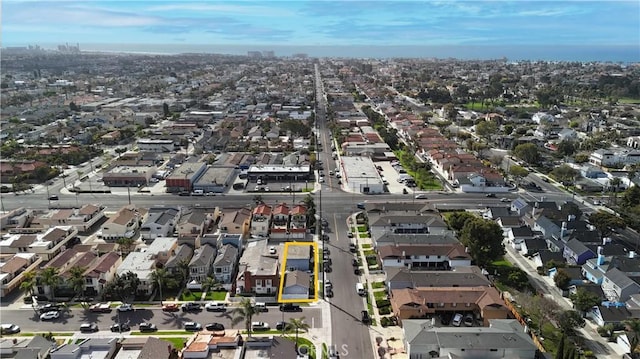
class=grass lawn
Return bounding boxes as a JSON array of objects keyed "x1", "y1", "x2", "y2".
[
  {"x1": 371, "y1": 281, "x2": 385, "y2": 289},
  {"x1": 491, "y1": 259, "x2": 513, "y2": 268},
  {"x1": 618, "y1": 97, "x2": 640, "y2": 104},
  {"x1": 363, "y1": 249, "x2": 376, "y2": 257},
  {"x1": 357, "y1": 225, "x2": 368, "y2": 232},
  {"x1": 163, "y1": 337, "x2": 188, "y2": 350},
  {"x1": 180, "y1": 291, "x2": 202, "y2": 301},
  {"x1": 132, "y1": 330, "x2": 189, "y2": 336},
  {"x1": 361, "y1": 243, "x2": 372, "y2": 249},
  {"x1": 358, "y1": 233, "x2": 369, "y2": 239},
  {"x1": 205, "y1": 291, "x2": 227, "y2": 301},
  {"x1": 418, "y1": 176, "x2": 444, "y2": 190},
  {"x1": 290, "y1": 336, "x2": 316, "y2": 359},
  {"x1": 374, "y1": 291, "x2": 387, "y2": 301}
]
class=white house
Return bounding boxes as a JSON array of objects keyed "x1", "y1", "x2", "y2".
[
  {"x1": 100, "y1": 206, "x2": 141, "y2": 240},
  {"x1": 140, "y1": 207, "x2": 181, "y2": 240}
]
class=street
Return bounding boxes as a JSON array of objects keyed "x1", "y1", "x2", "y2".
[{"x1": 1, "y1": 306, "x2": 322, "y2": 334}]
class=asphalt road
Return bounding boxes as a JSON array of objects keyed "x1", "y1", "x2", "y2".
[{"x1": 1, "y1": 306, "x2": 322, "y2": 333}]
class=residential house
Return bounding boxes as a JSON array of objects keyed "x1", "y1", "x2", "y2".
[
  {"x1": 0, "y1": 253, "x2": 42, "y2": 298},
  {"x1": 283, "y1": 244, "x2": 311, "y2": 271},
  {"x1": 563, "y1": 238, "x2": 596, "y2": 265},
  {"x1": 140, "y1": 207, "x2": 181, "y2": 240},
  {"x1": 0, "y1": 207, "x2": 34, "y2": 230},
  {"x1": 281, "y1": 270, "x2": 310, "y2": 301},
  {"x1": 510, "y1": 199, "x2": 532, "y2": 217},
  {"x1": 532, "y1": 250, "x2": 566, "y2": 269},
  {"x1": 583, "y1": 250, "x2": 640, "y2": 285},
  {"x1": 602, "y1": 268, "x2": 640, "y2": 303},
  {"x1": 385, "y1": 266, "x2": 491, "y2": 292},
  {"x1": 117, "y1": 337, "x2": 179, "y2": 359},
  {"x1": 250, "y1": 204, "x2": 272, "y2": 238},
  {"x1": 117, "y1": 237, "x2": 178, "y2": 295},
  {"x1": 377, "y1": 243, "x2": 471, "y2": 270},
  {"x1": 368, "y1": 214, "x2": 450, "y2": 242},
  {"x1": 218, "y1": 207, "x2": 251, "y2": 237},
  {"x1": 589, "y1": 304, "x2": 635, "y2": 327},
  {"x1": 180, "y1": 332, "x2": 241, "y2": 358},
  {"x1": 507, "y1": 227, "x2": 536, "y2": 250},
  {"x1": 50, "y1": 338, "x2": 117, "y2": 359},
  {"x1": 374, "y1": 233, "x2": 460, "y2": 247},
  {"x1": 189, "y1": 244, "x2": 216, "y2": 283},
  {"x1": 33, "y1": 205, "x2": 106, "y2": 233},
  {"x1": 235, "y1": 240, "x2": 279, "y2": 295},
  {"x1": 390, "y1": 286, "x2": 510, "y2": 325},
  {"x1": 176, "y1": 208, "x2": 215, "y2": 244},
  {"x1": 213, "y1": 244, "x2": 239, "y2": 289},
  {"x1": 0, "y1": 226, "x2": 78, "y2": 260},
  {"x1": 0, "y1": 335, "x2": 53, "y2": 359},
  {"x1": 164, "y1": 244, "x2": 194, "y2": 277},
  {"x1": 520, "y1": 239, "x2": 548, "y2": 256},
  {"x1": 288, "y1": 204, "x2": 308, "y2": 239},
  {"x1": 83, "y1": 252, "x2": 122, "y2": 297},
  {"x1": 403, "y1": 319, "x2": 536, "y2": 359},
  {"x1": 100, "y1": 206, "x2": 142, "y2": 240}
]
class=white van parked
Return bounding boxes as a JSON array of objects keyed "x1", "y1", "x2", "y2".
[{"x1": 356, "y1": 283, "x2": 365, "y2": 296}]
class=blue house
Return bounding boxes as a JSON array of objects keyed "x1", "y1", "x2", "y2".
[{"x1": 563, "y1": 238, "x2": 596, "y2": 265}]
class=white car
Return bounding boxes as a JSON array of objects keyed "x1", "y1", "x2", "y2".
[
  {"x1": 500, "y1": 198, "x2": 510, "y2": 202},
  {"x1": 324, "y1": 280, "x2": 333, "y2": 290},
  {"x1": 251, "y1": 321, "x2": 270, "y2": 330},
  {"x1": 204, "y1": 301, "x2": 226, "y2": 312},
  {"x1": 319, "y1": 176, "x2": 325, "y2": 183},
  {"x1": 117, "y1": 303, "x2": 134, "y2": 312},
  {"x1": 414, "y1": 194, "x2": 428, "y2": 199},
  {"x1": 40, "y1": 311, "x2": 60, "y2": 321}
]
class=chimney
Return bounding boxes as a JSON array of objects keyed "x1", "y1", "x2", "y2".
[
  {"x1": 630, "y1": 251, "x2": 636, "y2": 259},
  {"x1": 560, "y1": 222, "x2": 567, "y2": 239},
  {"x1": 597, "y1": 246, "x2": 605, "y2": 266}
]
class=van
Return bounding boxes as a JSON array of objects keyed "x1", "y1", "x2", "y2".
[
  {"x1": 253, "y1": 302, "x2": 267, "y2": 312},
  {"x1": 452, "y1": 313, "x2": 463, "y2": 327},
  {"x1": 356, "y1": 283, "x2": 365, "y2": 296},
  {"x1": 192, "y1": 189, "x2": 204, "y2": 196}
]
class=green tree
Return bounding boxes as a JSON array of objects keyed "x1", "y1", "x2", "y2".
[
  {"x1": 231, "y1": 298, "x2": 260, "y2": 337},
  {"x1": 67, "y1": 266, "x2": 87, "y2": 300},
  {"x1": 151, "y1": 268, "x2": 175, "y2": 304},
  {"x1": 624, "y1": 318, "x2": 640, "y2": 357},
  {"x1": 202, "y1": 276, "x2": 219, "y2": 293},
  {"x1": 557, "y1": 140, "x2": 577, "y2": 157},
  {"x1": 557, "y1": 310, "x2": 585, "y2": 336},
  {"x1": 555, "y1": 334, "x2": 566, "y2": 359},
  {"x1": 621, "y1": 186, "x2": 640, "y2": 209},
  {"x1": 446, "y1": 211, "x2": 477, "y2": 232},
  {"x1": 173, "y1": 259, "x2": 191, "y2": 288},
  {"x1": 589, "y1": 211, "x2": 626, "y2": 238},
  {"x1": 104, "y1": 271, "x2": 141, "y2": 303},
  {"x1": 509, "y1": 165, "x2": 529, "y2": 184},
  {"x1": 116, "y1": 237, "x2": 136, "y2": 255},
  {"x1": 40, "y1": 267, "x2": 62, "y2": 299},
  {"x1": 610, "y1": 177, "x2": 622, "y2": 205},
  {"x1": 570, "y1": 288, "x2": 601, "y2": 314},
  {"x1": 19, "y1": 270, "x2": 37, "y2": 297},
  {"x1": 288, "y1": 317, "x2": 310, "y2": 349},
  {"x1": 550, "y1": 165, "x2": 579, "y2": 184},
  {"x1": 513, "y1": 143, "x2": 540, "y2": 165},
  {"x1": 459, "y1": 218, "x2": 505, "y2": 267},
  {"x1": 475, "y1": 121, "x2": 498, "y2": 139},
  {"x1": 554, "y1": 269, "x2": 571, "y2": 290}
]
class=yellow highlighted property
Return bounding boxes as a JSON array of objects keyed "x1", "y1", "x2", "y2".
[{"x1": 277, "y1": 241, "x2": 319, "y2": 303}]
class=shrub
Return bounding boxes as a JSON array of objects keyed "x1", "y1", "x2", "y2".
[
  {"x1": 376, "y1": 299, "x2": 390, "y2": 308},
  {"x1": 379, "y1": 306, "x2": 391, "y2": 315}
]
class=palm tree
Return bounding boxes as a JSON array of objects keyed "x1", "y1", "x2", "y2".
[
  {"x1": 40, "y1": 267, "x2": 61, "y2": 299},
  {"x1": 67, "y1": 266, "x2": 87, "y2": 301},
  {"x1": 231, "y1": 298, "x2": 260, "y2": 337},
  {"x1": 202, "y1": 276, "x2": 219, "y2": 293},
  {"x1": 150, "y1": 268, "x2": 174, "y2": 305},
  {"x1": 19, "y1": 270, "x2": 37, "y2": 297},
  {"x1": 287, "y1": 317, "x2": 310, "y2": 348},
  {"x1": 624, "y1": 318, "x2": 640, "y2": 358},
  {"x1": 610, "y1": 177, "x2": 622, "y2": 205},
  {"x1": 116, "y1": 237, "x2": 136, "y2": 255},
  {"x1": 174, "y1": 259, "x2": 190, "y2": 288}
]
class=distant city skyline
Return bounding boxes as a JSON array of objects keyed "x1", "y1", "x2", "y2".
[{"x1": 2, "y1": 1, "x2": 639, "y2": 62}]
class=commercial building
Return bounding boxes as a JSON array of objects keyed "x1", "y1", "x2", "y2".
[
  {"x1": 339, "y1": 156, "x2": 385, "y2": 194},
  {"x1": 165, "y1": 162, "x2": 207, "y2": 192},
  {"x1": 103, "y1": 165, "x2": 156, "y2": 187},
  {"x1": 137, "y1": 138, "x2": 177, "y2": 152},
  {"x1": 192, "y1": 166, "x2": 236, "y2": 193},
  {"x1": 247, "y1": 164, "x2": 311, "y2": 183}
]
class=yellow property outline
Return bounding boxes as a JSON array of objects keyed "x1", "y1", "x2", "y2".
[{"x1": 277, "y1": 241, "x2": 319, "y2": 303}]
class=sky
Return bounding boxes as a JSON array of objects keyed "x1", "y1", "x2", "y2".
[{"x1": 2, "y1": 0, "x2": 639, "y2": 56}]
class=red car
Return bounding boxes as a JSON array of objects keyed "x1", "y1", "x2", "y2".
[{"x1": 162, "y1": 303, "x2": 179, "y2": 312}]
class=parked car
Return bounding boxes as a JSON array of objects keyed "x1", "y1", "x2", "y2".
[
  {"x1": 205, "y1": 323, "x2": 225, "y2": 331},
  {"x1": 79, "y1": 323, "x2": 99, "y2": 333},
  {"x1": 279, "y1": 303, "x2": 301, "y2": 312},
  {"x1": 464, "y1": 313, "x2": 474, "y2": 326},
  {"x1": 139, "y1": 323, "x2": 158, "y2": 332},
  {"x1": 356, "y1": 202, "x2": 365, "y2": 209},
  {"x1": 48, "y1": 195, "x2": 59, "y2": 200},
  {"x1": 354, "y1": 268, "x2": 361, "y2": 275},
  {"x1": 38, "y1": 303, "x2": 63, "y2": 314},
  {"x1": 325, "y1": 289, "x2": 334, "y2": 298},
  {"x1": 184, "y1": 322, "x2": 202, "y2": 331},
  {"x1": 181, "y1": 302, "x2": 202, "y2": 312},
  {"x1": 349, "y1": 243, "x2": 357, "y2": 252},
  {"x1": 204, "y1": 301, "x2": 226, "y2": 312},
  {"x1": 275, "y1": 321, "x2": 288, "y2": 331},
  {"x1": 324, "y1": 280, "x2": 333, "y2": 291},
  {"x1": 110, "y1": 323, "x2": 130, "y2": 332},
  {"x1": 0, "y1": 324, "x2": 20, "y2": 335},
  {"x1": 253, "y1": 302, "x2": 268, "y2": 312},
  {"x1": 162, "y1": 303, "x2": 180, "y2": 312},
  {"x1": 40, "y1": 311, "x2": 60, "y2": 321},
  {"x1": 117, "y1": 303, "x2": 134, "y2": 312},
  {"x1": 414, "y1": 194, "x2": 428, "y2": 199},
  {"x1": 89, "y1": 303, "x2": 111, "y2": 313},
  {"x1": 251, "y1": 322, "x2": 270, "y2": 331},
  {"x1": 440, "y1": 312, "x2": 452, "y2": 325},
  {"x1": 452, "y1": 313, "x2": 463, "y2": 327},
  {"x1": 361, "y1": 310, "x2": 371, "y2": 325}
]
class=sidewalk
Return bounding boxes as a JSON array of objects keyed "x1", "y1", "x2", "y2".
[{"x1": 349, "y1": 214, "x2": 408, "y2": 359}]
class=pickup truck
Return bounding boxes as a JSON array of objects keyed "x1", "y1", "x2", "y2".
[{"x1": 89, "y1": 303, "x2": 112, "y2": 313}]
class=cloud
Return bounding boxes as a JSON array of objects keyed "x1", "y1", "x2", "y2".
[{"x1": 146, "y1": 3, "x2": 297, "y2": 17}]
